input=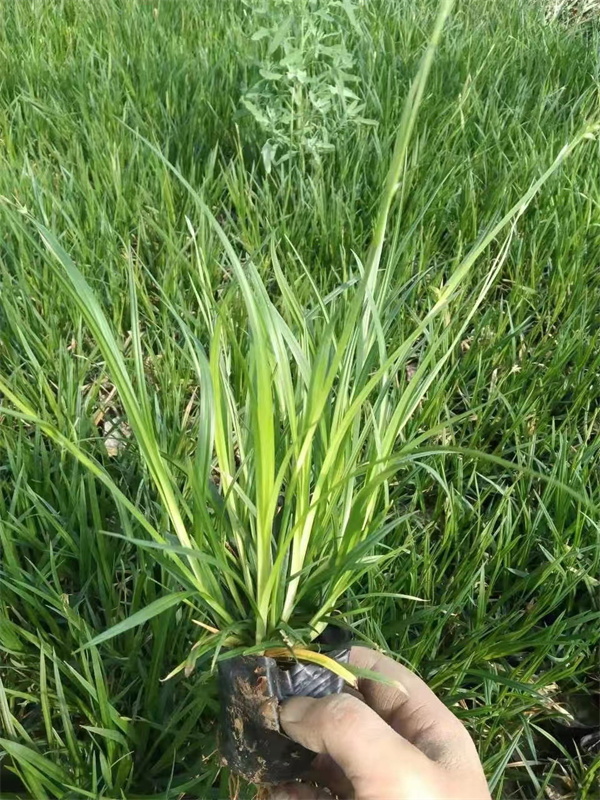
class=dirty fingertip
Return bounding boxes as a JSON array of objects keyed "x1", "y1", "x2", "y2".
[
  {"x1": 269, "y1": 782, "x2": 331, "y2": 800},
  {"x1": 279, "y1": 695, "x2": 315, "y2": 726},
  {"x1": 269, "y1": 786, "x2": 293, "y2": 800}
]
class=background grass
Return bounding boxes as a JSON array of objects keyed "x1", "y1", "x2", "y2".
[{"x1": 1, "y1": 0, "x2": 599, "y2": 797}]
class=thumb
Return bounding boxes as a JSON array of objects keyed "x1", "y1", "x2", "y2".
[{"x1": 280, "y1": 694, "x2": 430, "y2": 794}]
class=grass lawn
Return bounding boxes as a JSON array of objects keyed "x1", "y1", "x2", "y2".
[{"x1": 1, "y1": 0, "x2": 599, "y2": 797}]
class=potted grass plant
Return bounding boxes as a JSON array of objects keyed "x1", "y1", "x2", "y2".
[{"x1": 1, "y1": 0, "x2": 595, "y2": 787}]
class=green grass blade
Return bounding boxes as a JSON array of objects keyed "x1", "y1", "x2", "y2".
[{"x1": 78, "y1": 591, "x2": 192, "y2": 651}]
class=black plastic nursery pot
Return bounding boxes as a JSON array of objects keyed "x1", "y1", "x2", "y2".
[{"x1": 218, "y1": 641, "x2": 350, "y2": 784}]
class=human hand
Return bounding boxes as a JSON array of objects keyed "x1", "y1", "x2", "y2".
[{"x1": 274, "y1": 646, "x2": 491, "y2": 800}]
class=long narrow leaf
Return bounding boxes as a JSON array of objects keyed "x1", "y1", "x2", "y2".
[{"x1": 78, "y1": 591, "x2": 192, "y2": 651}]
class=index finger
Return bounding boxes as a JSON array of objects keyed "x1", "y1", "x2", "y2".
[{"x1": 349, "y1": 646, "x2": 477, "y2": 768}]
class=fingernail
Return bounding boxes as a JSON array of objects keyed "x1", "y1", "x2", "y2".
[
  {"x1": 271, "y1": 784, "x2": 317, "y2": 800},
  {"x1": 280, "y1": 696, "x2": 312, "y2": 725},
  {"x1": 270, "y1": 790, "x2": 292, "y2": 800}
]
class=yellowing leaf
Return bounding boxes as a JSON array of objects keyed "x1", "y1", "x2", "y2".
[{"x1": 264, "y1": 647, "x2": 357, "y2": 688}]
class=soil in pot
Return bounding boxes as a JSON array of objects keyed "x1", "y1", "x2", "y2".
[{"x1": 218, "y1": 644, "x2": 350, "y2": 784}]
